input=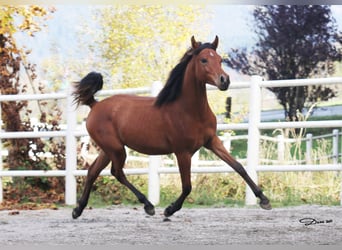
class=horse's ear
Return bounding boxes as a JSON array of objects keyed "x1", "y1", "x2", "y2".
[
  {"x1": 212, "y1": 35, "x2": 219, "y2": 50},
  {"x1": 191, "y1": 36, "x2": 200, "y2": 49}
]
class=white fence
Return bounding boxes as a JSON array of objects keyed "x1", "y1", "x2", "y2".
[
  {"x1": 0, "y1": 76, "x2": 342, "y2": 206},
  {"x1": 220, "y1": 129, "x2": 341, "y2": 165}
]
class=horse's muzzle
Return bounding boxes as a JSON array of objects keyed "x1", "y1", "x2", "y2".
[{"x1": 218, "y1": 74, "x2": 230, "y2": 91}]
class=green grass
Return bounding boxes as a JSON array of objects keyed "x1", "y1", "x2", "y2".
[{"x1": 83, "y1": 170, "x2": 341, "y2": 209}]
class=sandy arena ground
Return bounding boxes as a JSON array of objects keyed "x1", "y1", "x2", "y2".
[{"x1": 0, "y1": 205, "x2": 341, "y2": 245}]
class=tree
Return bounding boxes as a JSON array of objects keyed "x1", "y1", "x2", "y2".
[
  {"x1": 224, "y1": 5, "x2": 342, "y2": 121},
  {"x1": 1, "y1": 6, "x2": 49, "y2": 166},
  {"x1": 1, "y1": 6, "x2": 65, "y2": 206},
  {"x1": 93, "y1": 5, "x2": 209, "y2": 88}
]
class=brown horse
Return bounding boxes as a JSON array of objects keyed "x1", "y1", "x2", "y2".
[{"x1": 72, "y1": 36, "x2": 271, "y2": 219}]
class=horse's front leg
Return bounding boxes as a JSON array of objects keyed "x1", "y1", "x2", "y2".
[
  {"x1": 205, "y1": 136, "x2": 271, "y2": 210},
  {"x1": 164, "y1": 153, "x2": 192, "y2": 217},
  {"x1": 72, "y1": 151, "x2": 110, "y2": 219}
]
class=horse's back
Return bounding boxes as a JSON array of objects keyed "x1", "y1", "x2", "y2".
[
  {"x1": 89, "y1": 94, "x2": 155, "y2": 117},
  {"x1": 86, "y1": 94, "x2": 158, "y2": 132}
]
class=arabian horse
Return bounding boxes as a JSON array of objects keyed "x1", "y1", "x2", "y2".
[{"x1": 72, "y1": 36, "x2": 271, "y2": 219}]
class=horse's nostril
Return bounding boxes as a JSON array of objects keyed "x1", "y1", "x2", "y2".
[
  {"x1": 220, "y1": 75, "x2": 226, "y2": 84},
  {"x1": 218, "y1": 74, "x2": 230, "y2": 91}
]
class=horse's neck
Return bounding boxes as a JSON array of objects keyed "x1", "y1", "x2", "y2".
[{"x1": 179, "y1": 68, "x2": 211, "y2": 118}]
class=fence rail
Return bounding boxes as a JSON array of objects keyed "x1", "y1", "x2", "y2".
[
  {"x1": 221, "y1": 129, "x2": 341, "y2": 165},
  {"x1": 1, "y1": 77, "x2": 342, "y2": 206}
]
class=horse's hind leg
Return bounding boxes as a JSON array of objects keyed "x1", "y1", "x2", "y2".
[
  {"x1": 72, "y1": 150, "x2": 110, "y2": 219},
  {"x1": 109, "y1": 149, "x2": 155, "y2": 216}
]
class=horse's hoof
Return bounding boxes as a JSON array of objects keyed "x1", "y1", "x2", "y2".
[
  {"x1": 144, "y1": 204, "x2": 155, "y2": 216},
  {"x1": 72, "y1": 208, "x2": 81, "y2": 219},
  {"x1": 164, "y1": 205, "x2": 174, "y2": 217},
  {"x1": 260, "y1": 200, "x2": 272, "y2": 210}
]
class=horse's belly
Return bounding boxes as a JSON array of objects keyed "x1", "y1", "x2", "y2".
[
  {"x1": 124, "y1": 132, "x2": 172, "y2": 155},
  {"x1": 118, "y1": 122, "x2": 171, "y2": 155}
]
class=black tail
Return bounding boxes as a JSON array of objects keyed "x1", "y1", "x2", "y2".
[{"x1": 73, "y1": 72, "x2": 103, "y2": 108}]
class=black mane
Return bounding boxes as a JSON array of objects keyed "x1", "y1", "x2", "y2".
[{"x1": 154, "y1": 42, "x2": 217, "y2": 107}]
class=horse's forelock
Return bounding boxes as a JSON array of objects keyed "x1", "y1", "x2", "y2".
[{"x1": 185, "y1": 42, "x2": 217, "y2": 58}]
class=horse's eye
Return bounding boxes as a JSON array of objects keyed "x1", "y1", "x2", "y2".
[{"x1": 200, "y1": 58, "x2": 208, "y2": 64}]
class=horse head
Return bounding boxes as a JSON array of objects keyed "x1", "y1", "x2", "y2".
[{"x1": 191, "y1": 36, "x2": 230, "y2": 91}]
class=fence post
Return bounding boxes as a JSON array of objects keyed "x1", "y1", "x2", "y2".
[
  {"x1": 277, "y1": 134, "x2": 285, "y2": 163},
  {"x1": 65, "y1": 85, "x2": 77, "y2": 205},
  {"x1": 148, "y1": 155, "x2": 161, "y2": 205},
  {"x1": 246, "y1": 75, "x2": 262, "y2": 206},
  {"x1": 223, "y1": 132, "x2": 231, "y2": 152},
  {"x1": 148, "y1": 81, "x2": 163, "y2": 205},
  {"x1": 332, "y1": 129, "x2": 339, "y2": 165},
  {"x1": 306, "y1": 133, "x2": 313, "y2": 164},
  {"x1": 192, "y1": 150, "x2": 199, "y2": 167}
]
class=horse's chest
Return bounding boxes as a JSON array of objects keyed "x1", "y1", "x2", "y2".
[
  {"x1": 173, "y1": 121, "x2": 215, "y2": 149},
  {"x1": 163, "y1": 109, "x2": 216, "y2": 151}
]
